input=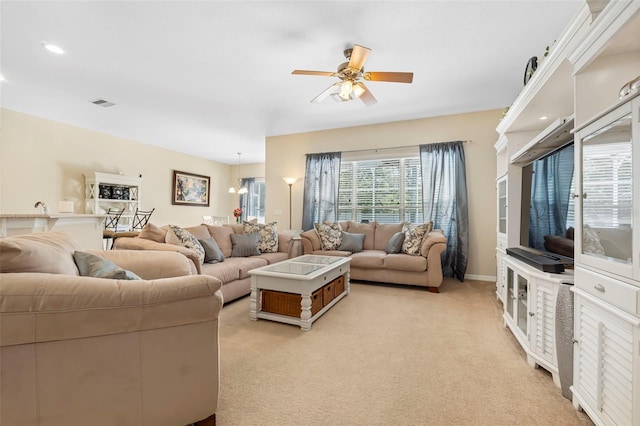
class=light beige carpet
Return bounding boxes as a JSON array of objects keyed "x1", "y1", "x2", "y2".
[{"x1": 216, "y1": 279, "x2": 593, "y2": 426}]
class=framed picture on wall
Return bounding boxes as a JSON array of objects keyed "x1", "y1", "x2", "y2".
[{"x1": 172, "y1": 170, "x2": 210, "y2": 206}]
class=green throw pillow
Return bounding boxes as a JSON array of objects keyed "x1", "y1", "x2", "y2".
[{"x1": 73, "y1": 251, "x2": 141, "y2": 280}]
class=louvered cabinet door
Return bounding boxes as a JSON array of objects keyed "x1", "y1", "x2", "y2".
[
  {"x1": 529, "y1": 280, "x2": 557, "y2": 365},
  {"x1": 573, "y1": 292, "x2": 638, "y2": 426}
]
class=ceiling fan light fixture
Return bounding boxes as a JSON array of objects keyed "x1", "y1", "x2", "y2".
[
  {"x1": 352, "y1": 83, "x2": 365, "y2": 98},
  {"x1": 338, "y1": 80, "x2": 353, "y2": 100}
]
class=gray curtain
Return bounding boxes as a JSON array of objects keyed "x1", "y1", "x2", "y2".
[
  {"x1": 302, "y1": 152, "x2": 341, "y2": 231},
  {"x1": 529, "y1": 145, "x2": 574, "y2": 250},
  {"x1": 239, "y1": 177, "x2": 256, "y2": 218},
  {"x1": 420, "y1": 141, "x2": 469, "y2": 281}
]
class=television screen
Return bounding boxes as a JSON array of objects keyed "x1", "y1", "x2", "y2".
[{"x1": 520, "y1": 143, "x2": 575, "y2": 259}]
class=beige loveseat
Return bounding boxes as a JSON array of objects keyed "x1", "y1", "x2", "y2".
[
  {"x1": 114, "y1": 223, "x2": 293, "y2": 304},
  {"x1": 0, "y1": 231, "x2": 222, "y2": 426},
  {"x1": 300, "y1": 221, "x2": 447, "y2": 292}
]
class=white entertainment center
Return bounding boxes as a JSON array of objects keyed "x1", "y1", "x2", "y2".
[{"x1": 495, "y1": 2, "x2": 640, "y2": 425}]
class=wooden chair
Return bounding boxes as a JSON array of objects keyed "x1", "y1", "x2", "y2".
[
  {"x1": 103, "y1": 208, "x2": 124, "y2": 249},
  {"x1": 111, "y1": 208, "x2": 155, "y2": 248}
]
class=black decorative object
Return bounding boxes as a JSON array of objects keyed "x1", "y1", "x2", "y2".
[
  {"x1": 524, "y1": 56, "x2": 538, "y2": 85},
  {"x1": 99, "y1": 185, "x2": 112, "y2": 199}
]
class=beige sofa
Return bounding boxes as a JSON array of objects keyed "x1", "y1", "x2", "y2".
[
  {"x1": 300, "y1": 221, "x2": 447, "y2": 292},
  {"x1": 0, "y1": 231, "x2": 222, "y2": 426},
  {"x1": 114, "y1": 223, "x2": 293, "y2": 304}
]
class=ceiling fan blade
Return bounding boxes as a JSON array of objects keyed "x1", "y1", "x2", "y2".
[
  {"x1": 357, "y1": 83, "x2": 377, "y2": 107},
  {"x1": 364, "y1": 71, "x2": 414, "y2": 83},
  {"x1": 311, "y1": 82, "x2": 341, "y2": 103},
  {"x1": 292, "y1": 70, "x2": 337, "y2": 77},
  {"x1": 348, "y1": 45, "x2": 371, "y2": 71}
]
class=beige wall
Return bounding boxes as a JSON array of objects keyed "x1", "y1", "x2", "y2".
[
  {"x1": 0, "y1": 108, "x2": 234, "y2": 227},
  {"x1": 1, "y1": 106, "x2": 501, "y2": 278},
  {"x1": 265, "y1": 109, "x2": 502, "y2": 279}
]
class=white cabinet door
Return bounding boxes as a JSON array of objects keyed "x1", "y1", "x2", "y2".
[
  {"x1": 530, "y1": 279, "x2": 557, "y2": 366},
  {"x1": 573, "y1": 290, "x2": 638, "y2": 426}
]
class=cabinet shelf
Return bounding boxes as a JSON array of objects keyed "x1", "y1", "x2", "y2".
[{"x1": 84, "y1": 172, "x2": 143, "y2": 228}]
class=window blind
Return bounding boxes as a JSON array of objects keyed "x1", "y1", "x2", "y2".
[
  {"x1": 338, "y1": 157, "x2": 423, "y2": 223},
  {"x1": 582, "y1": 142, "x2": 632, "y2": 228}
]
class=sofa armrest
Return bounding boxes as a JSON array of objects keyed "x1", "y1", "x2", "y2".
[
  {"x1": 84, "y1": 249, "x2": 197, "y2": 279},
  {"x1": 420, "y1": 229, "x2": 447, "y2": 257},
  {"x1": 113, "y1": 237, "x2": 201, "y2": 274},
  {"x1": 277, "y1": 232, "x2": 293, "y2": 254},
  {"x1": 300, "y1": 229, "x2": 321, "y2": 254},
  {"x1": 0, "y1": 273, "x2": 223, "y2": 347}
]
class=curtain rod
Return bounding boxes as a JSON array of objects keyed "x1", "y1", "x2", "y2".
[{"x1": 339, "y1": 140, "x2": 472, "y2": 155}]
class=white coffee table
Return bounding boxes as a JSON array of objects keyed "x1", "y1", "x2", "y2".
[{"x1": 249, "y1": 255, "x2": 351, "y2": 331}]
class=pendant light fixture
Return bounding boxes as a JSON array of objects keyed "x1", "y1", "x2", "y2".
[{"x1": 228, "y1": 152, "x2": 248, "y2": 194}]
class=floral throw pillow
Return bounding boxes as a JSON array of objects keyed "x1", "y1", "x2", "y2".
[
  {"x1": 243, "y1": 221, "x2": 279, "y2": 253},
  {"x1": 166, "y1": 225, "x2": 205, "y2": 264},
  {"x1": 401, "y1": 223, "x2": 430, "y2": 256},
  {"x1": 314, "y1": 222, "x2": 342, "y2": 250}
]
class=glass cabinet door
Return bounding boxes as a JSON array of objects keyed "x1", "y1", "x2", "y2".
[
  {"x1": 580, "y1": 111, "x2": 633, "y2": 265},
  {"x1": 506, "y1": 267, "x2": 515, "y2": 319},
  {"x1": 516, "y1": 275, "x2": 529, "y2": 336},
  {"x1": 498, "y1": 178, "x2": 507, "y2": 234}
]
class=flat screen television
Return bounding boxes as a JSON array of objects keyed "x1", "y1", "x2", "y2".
[{"x1": 519, "y1": 143, "x2": 575, "y2": 260}]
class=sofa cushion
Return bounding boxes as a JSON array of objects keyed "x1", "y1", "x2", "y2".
[
  {"x1": 166, "y1": 225, "x2": 205, "y2": 265},
  {"x1": 205, "y1": 224, "x2": 235, "y2": 258},
  {"x1": 349, "y1": 250, "x2": 386, "y2": 269},
  {"x1": 344, "y1": 221, "x2": 376, "y2": 250},
  {"x1": 230, "y1": 233, "x2": 261, "y2": 257},
  {"x1": 384, "y1": 253, "x2": 427, "y2": 272},
  {"x1": 198, "y1": 237, "x2": 225, "y2": 263},
  {"x1": 73, "y1": 251, "x2": 141, "y2": 280},
  {"x1": 200, "y1": 261, "x2": 240, "y2": 284},
  {"x1": 339, "y1": 231, "x2": 365, "y2": 253},
  {"x1": 254, "y1": 252, "x2": 289, "y2": 265},
  {"x1": 184, "y1": 224, "x2": 212, "y2": 240},
  {"x1": 385, "y1": 232, "x2": 405, "y2": 254},
  {"x1": 138, "y1": 223, "x2": 168, "y2": 243},
  {"x1": 243, "y1": 221, "x2": 279, "y2": 253},
  {"x1": 314, "y1": 222, "x2": 342, "y2": 250},
  {"x1": 0, "y1": 231, "x2": 80, "y2": 275},
  {"x1": 222, "y1": 256, "x2": 268, "y2": 279},
  {"x1": 374, "y1": 223, "x2": 404, "y2": 250},
  {"x1": 401, "y1": 223, "x2": 430, "y2": 256}
]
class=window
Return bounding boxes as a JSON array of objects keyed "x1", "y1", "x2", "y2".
[
  {"x1": 338, "y1": 157, "x2": 423, "y2": 223},
  {"x1": 241, "y1": 178, "x2": 266, "y2": 223},
  {"x1": 250, "y1": 179, "x2": 266, "y2": 223}
]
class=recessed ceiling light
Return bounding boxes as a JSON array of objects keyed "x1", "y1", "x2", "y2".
[
  {"x1": 42, "y1": 43, "x2": 65, "y2": 55},
  {"x1": 540, "y1": 116, "x2": 549, "y2": 120}
]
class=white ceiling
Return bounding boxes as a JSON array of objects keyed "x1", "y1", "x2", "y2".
[{"x1": 0, "y1": 1, "x2": 583, "y2": 164}]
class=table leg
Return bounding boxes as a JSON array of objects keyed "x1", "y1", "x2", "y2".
[
  {"x1": 250, "y1": 288, "x2": 259, "y2": 321},
  {"x1": 300, "y1": 294, "x2": 312, "y2": 331}
]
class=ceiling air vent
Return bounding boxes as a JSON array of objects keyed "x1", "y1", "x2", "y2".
[{"x1": 90, "y1": 98, "x2": 115, "y2": 108}]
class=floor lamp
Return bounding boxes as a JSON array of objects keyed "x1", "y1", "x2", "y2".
[{"x1": 283, "y1": 177, "x2": 297, "y2": 230}]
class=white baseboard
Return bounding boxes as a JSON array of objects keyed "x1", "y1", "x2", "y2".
[{"x1": 464, "y1": 274, "x2": 496, "y2": 282}]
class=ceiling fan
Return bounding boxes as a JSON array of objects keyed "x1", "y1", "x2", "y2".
[{"x1": 292, "y1": 44, "x2": 413, "y2": 106}]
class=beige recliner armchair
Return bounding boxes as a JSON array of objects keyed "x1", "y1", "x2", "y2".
[{"x1": 0, "y1": 231, "x2": 222, "y2": 426}]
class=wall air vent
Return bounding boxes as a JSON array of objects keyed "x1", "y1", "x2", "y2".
[{"x1": 90, "y1": 98, "x2": 115, "y2": 108}]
